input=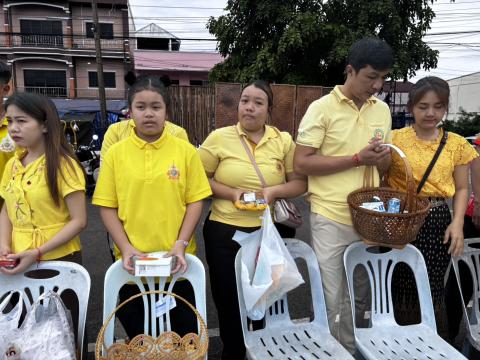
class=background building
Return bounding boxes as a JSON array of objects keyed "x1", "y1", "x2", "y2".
[
  {"x1": 132, "y1": 23, "x2": 223, "y2": 86},
  {"x1": 447, "y1": 72, "x2": 480, "y2": 120},
  {"x1": 0, "y1": 0, "x2": 131, "y2": 99}
]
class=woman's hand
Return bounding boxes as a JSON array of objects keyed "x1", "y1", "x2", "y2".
[
  {"x1": 261, "y1": 186, "x2": 278, "y2": 204},
  {"x1": 0, "y1": 244, "x2": 11, "y2": 256},
  {"x1": 120, "y1": 244, "x2": 145, "y2": 274},
  {"x1": 165, "y1": 241, "x2": 188, "y2": 274},
  {"x1": 0, "y1": 249, "x2": 37, "y2": 275},
  {"x1": 231, "y1": 188, "x2": 246, "y2": 203},
  {"x1": 444, "y1": 221, "x2": 464, "y2": 257}
]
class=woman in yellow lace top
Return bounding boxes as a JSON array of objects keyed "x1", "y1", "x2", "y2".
[
  {"x1": 387, "y1": 76, "x2": 477, "y2": 341},
  {"x1": 0, "y1": 93, "x2": 86, "y2": 275}
]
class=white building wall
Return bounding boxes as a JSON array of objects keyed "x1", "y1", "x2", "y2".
[{"x1": 447, "y1": 72, "x2": 480, "y2": 120}]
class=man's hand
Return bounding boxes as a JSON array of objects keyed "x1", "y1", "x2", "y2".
[{"x1": 358, "y1": 140, "x2": 390, "y2": 166}]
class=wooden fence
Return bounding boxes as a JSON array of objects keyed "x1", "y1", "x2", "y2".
[{"x1": 167, "y1": 83, "x2": 333, "y2": 145}]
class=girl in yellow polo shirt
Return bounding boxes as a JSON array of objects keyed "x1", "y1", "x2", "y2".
[
  {"x1": 387, "y1": 77, "x2": 477, "y2": 340},
  {"x1": 93, "y1": 75, "x2": 211, "y2": 339},
  {"x1": 198, "y1": 80, "x2": 307, "y2": 360},
  {"x1": 0, "y1": 92, "x2": 87, "y2": 274}
]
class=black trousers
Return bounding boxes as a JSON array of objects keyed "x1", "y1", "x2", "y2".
[
  {"x1": 116, "y1": 280, "x2": 197, "y2": 340},
  {"x1": 203, "y1": 215, "x2": 295, "y2": 360},
  {"x1": 445, "y1": 214, "x2": 479, "y2": 343}
]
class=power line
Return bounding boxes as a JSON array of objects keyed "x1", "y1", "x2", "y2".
[{"x1": 129, "y1": 5, "x2": 225, "y2": 10}]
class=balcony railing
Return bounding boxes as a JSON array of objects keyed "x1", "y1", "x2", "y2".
[
  {"x1": 6, "y1": 35, "x2": 125, "y2": 50},
  {"x1": 24, "y1": 86, "x2": 67, "y2": 98},
  {"x1": 73, "y1": 38, "x2": 124, "y2": 50},
  {"x1": 13, "y1": 34, "x2": 64, "y2": 48},
  {"x1": 17, "y1": 87, "x2": 127, "y2": 100}
]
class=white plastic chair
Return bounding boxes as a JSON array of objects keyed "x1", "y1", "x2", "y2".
[
  {"x1": 452, "y1": 237, "x2": 480, "y2": 351},
  {"x1": 344, "y1": 242, "x2": 466, "y2": 360},
  {"x1": 235, "y1": 238, "x2": 353, "y2": 360},
  {"x1": 102, "y1": 254, "x2": 207, "y2": 350},
  {"x1": 0, "y1": 261, "x2": 91, "y2": 360}
]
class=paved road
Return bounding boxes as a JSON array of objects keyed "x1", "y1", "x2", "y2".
[{"x1": 82, "y1": 197, "x2": 314, "y2": 359}]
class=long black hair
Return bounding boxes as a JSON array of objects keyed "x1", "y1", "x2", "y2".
[{"x1": 5, "y1": 92, "x2": 84, "y2": 205}]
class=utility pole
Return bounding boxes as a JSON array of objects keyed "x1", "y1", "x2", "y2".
[{"x1": 92, "y1": 0, "x2": 108, "y2": 128}]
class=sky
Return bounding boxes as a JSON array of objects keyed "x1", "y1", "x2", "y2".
[{"x1": 128, "y1": 0, "x2": 480, "y2": 82}]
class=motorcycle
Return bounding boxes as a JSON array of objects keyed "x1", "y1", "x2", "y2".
[{"x1": 75, "y1": 134, "x2": 100, "y2": 196}]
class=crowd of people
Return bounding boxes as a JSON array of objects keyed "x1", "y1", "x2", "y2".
[{"x1": 0, "y1": 37, "x2": 479, "y2": 359}]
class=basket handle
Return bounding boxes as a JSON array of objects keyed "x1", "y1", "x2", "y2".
[
  {"x1": 381, "y1": 144, "x2": 416, "y2": 213},
  {"x1": 96, "y1": 289, "x2": 208, "y2": 357}
]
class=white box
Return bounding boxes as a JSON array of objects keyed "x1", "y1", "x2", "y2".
[{"x1": 133, "y1": 252, "x2": 172, "y2": 277}]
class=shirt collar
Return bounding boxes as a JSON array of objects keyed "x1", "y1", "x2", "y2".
[
  {"x1": 332, "y1": 85, "x2": 377, "y2": 105},
  {"x1": 12, "y1": 151, "x2": 45, "y2": 173},
  {"x1": 130, "y1": 127, "x2": 169, "y2": 149},
  {"x1": 235, "y1": 122, "x2": 279, "y2": 145}
]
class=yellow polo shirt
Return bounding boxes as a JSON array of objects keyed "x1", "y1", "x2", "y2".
[
  {"x1": 198, "y1": 123, "x2": 295, "y2": 227},
  {"x1": 0, "y1": 117, "x2": 15, "y2": 193},
  {"x1": 296, "y1": 85, "x2": 392, "y2": 225},
  {"x1": 101, "y1": 120, "x2": 189, "y2": 159},
  {"x1": 0, "y1": 153, "x2": 85, "y2": 260},
  {"x1": 92, "y1": 130, "x2": 211, "y2": 259}
]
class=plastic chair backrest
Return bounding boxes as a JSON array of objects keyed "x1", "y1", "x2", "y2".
[
  {"x1": 0, "y1": 261, "x2": 91, "y2": 360},
  {"x1": 102, "y1": 254, "x2": 206, "y2": 348},
  {"x1": 452, "y1": 238, "x2": 480, "y2": 327},
  {"x1": 343, "y1": 242, "x2": 436, "y2": 330},
  {"x1": 235, "y1": 238, "x2": 329, "y2": 343}
]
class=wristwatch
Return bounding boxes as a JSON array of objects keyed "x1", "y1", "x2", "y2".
[{"x1": 176, "y1": 240, "x2": 189, "y2": 247}]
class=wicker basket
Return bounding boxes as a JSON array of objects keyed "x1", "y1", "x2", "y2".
[
  {"x1": 347, "y1": 144, "x2": 431, "y2": 247},
  {"x1": 96, "y1": 290, "x2": 208, "y2": 360}
]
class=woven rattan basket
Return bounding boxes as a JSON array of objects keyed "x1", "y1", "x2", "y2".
[
  {"x1": 96, "y1": 290, "x2": 208, "y2": 360},
  {"x1": 347, "y1": 144, "x2": 431, "y2": 247}
]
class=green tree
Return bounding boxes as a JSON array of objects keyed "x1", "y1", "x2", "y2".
[
  {"x1": 442, "y1": 110, "x2": 480, "y2": 137},
  {"x1": 207, "y1": 0, "x2": 443, "y2": 85}
]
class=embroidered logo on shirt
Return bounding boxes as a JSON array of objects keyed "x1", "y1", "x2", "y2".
[
  {"x1": 275, "y1": 160, "x2": 284, "y2": 174},
  {"x1": 166, "y1": 163, "x2": 180, "y2": 180},
  {"x1": 373, "y1": 128, "x2": 385, "y2": 141},
  {"x1": 0, "y1": 134, "x2": 15, "y2": 152}
]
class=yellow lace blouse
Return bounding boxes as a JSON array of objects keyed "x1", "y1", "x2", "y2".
[{"x1": 388, "y1": 127, "x2": 477, "y2": 198}]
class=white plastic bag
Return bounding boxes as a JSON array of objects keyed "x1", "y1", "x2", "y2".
[
  {"x1": 0, "y1": 292, "x2": 23, "y2": 357},
  {"x1": 233, "y1": 206, "x2": 304, "y2": 320},
  {"x1": 14, "y1": 291, "x2": 76, "y2": 360}
]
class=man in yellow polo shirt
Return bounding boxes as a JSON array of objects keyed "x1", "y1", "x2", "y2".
[
  {"x1": 294, "y1": 37, "x2": 393, "y2": 354},
  {"x1": 0, "y1": 61, "x2": 14, "y2": 209}
]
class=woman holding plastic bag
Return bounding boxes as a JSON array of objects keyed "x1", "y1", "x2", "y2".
[{"x1": 198, "y1": 80, "x2": 307, "y2": 360}]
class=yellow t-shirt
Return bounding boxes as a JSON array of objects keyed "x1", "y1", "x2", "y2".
[
  {"x1": 0, "y1": 153, "x2": 85, "y2": 260},
  {"x1": 198, "y1": 123, "x2": 295, "y2": 227},
  {"x1": 296, "y1": 85, "x2": 392, "y2": 225},
  {"x1": 0, "y1": 117, "x2": 15, "y2": 192},
  {"x1": 92, "y1": 130, "x2": 212, "y2": 259},
  {"x1": 388, "y1": 127, "x2": 478, "y2": 198},
  {"x1": 101, "y1": 119, "x2": 189, "y2": 159}
]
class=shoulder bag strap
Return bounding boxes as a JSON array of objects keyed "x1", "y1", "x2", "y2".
[
  {"x1": 416, "y1": 130, "x2": 448, "y2": 194},
  {"x1": 235, "y1": 126, "x2": 267, "y2": 187}
]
